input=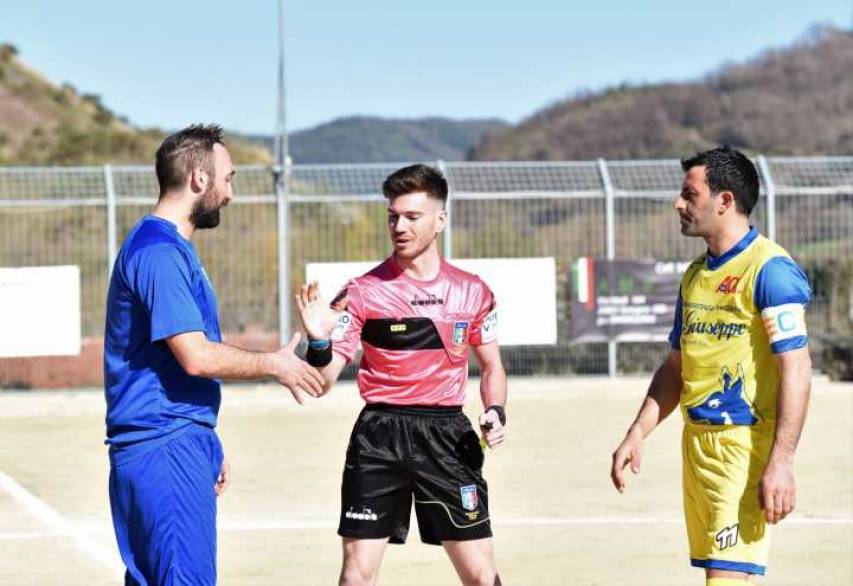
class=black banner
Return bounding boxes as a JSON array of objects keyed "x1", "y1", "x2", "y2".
[{"x1": 569, "y1": 258, "x2": 689, "y2": 343}]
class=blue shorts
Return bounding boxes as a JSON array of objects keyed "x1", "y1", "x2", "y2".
[{"x1": 108, "y1": 424, "x2": 224, "y2": 586}]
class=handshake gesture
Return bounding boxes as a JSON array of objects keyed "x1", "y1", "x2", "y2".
[
  {"x1": 269, "y1": 280, "x2": 347, "y2": 403},
  {"x1": 265, "y1": 281, "x2": 343, "y2": 403}
]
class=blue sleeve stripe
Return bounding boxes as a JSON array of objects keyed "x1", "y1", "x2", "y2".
[
  {"x1": 771, "y1": 335, "x2": 808, "y2": 354},
  {"x1": 754, "y1": 256, "x2": 811, "y2": 310},
  {"x1": 668, "y1": 292, "x2": 683, "y2": 350},
  {"x1": 669, "y1": 331, "x2": 681, "y2": 350}
]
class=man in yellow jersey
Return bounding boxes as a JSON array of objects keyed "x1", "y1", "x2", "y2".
[{"x1": 610, "y1": 146, "x2": 812, "y2": 585}]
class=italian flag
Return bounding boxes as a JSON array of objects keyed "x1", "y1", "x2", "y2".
[{"x1": 572, "y1": 257, "x2": 596, "y2": 310}]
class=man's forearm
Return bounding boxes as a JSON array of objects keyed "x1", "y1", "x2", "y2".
[
  {"x1": 479, "y1": 363, "x2": 507, "y2": 409},
  {"x1": 770, "y1": 348, "x2": 812, "y2": 463},
  {"x1": 185, "y1": 340, "x2": 275, "y2": 380},
  {"x1": 316, "y1": 354, "x2": 347, "y2": 392},
  {"x1": 627, "y1": 354, "x2": 682, "y2": 439}
]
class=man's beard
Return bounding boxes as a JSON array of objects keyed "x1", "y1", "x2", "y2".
[{"x1": 190, "y1": 184, "x2": 224, "y2": 229}]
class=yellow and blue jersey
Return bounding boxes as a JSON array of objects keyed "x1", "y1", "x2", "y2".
[
  {"x1": 669, "y1": 227, "x2": 810, "y2": 425},
  {"x1": 669, "y1": 227, "x2": 810, "y2": 575}
]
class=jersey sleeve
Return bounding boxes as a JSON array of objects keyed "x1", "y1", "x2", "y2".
[
  {"x1": 132, "y1": 244, "x2": 205, "y2": 342},
  {"x1": 469, "y1": 281, "x2": 498, "y2": 346},
  {"x1": 668, "y1": 290, "x2": 683, "y2": 350},
  {"x1": 754, "y1": 256, "x2": 811, "y2": 354},
  {"x1": 330, "y1": 280, "x2": 365, "y2": 364}
]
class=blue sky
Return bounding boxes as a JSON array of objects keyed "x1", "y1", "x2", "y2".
[{"x1": 3, "y1": 1, "x2": 850, "y2": 134}]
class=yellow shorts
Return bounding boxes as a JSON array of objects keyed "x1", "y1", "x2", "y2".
[{"x1": 682, "y1": 422, "x2": 774, "y2": 576}]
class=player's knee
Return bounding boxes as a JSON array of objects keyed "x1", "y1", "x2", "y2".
[
  {"x1": 338, "y1": 562, "x2": 379, "y2": 586},
  {"x1": 458, "y1": 564, "x2": 499, "y2": 586}
]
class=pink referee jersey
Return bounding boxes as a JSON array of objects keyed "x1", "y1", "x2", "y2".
[{"x1": 330, "y1": 256, "x2": 498, "y2": 406}]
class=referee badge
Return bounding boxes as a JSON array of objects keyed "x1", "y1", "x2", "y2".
[
  {"x1": 460, "y1": 485, "x2": 478, "y2": 511},
  {"x1": 453, "y1": 321, "x2": 469, "y2": 345}
]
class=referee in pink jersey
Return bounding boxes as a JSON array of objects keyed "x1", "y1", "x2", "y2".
[{"x1": 296, "y1": 164, "x2": 507, "y2": 586}]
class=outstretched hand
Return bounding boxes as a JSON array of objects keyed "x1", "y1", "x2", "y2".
[
  {"x1": 295, "y1": 281, "x2": 343, "y2": 341},
  {"x1": 270, "y1": 332, "x2": 325, "y2": 403}
]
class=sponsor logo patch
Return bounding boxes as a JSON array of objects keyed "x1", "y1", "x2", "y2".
[
  {"x1": 717, "y1": 276, "x2": 740, "y2": 294},
  {"x1": 453, "y1": 321, "x2": 469, "y2": 345},
  {"x1": 331, "y1": 312, "x2": 352, "y2": 342},
  {"x1": 389, "y1": 323, "x2": 407, "y2": 333},
  {"x1": 410, "y1": 293, "x2": 443, "y2": 306},
  {"x1": 466, "y1": 511, "x2": 480, "y2": 521},
  {"x1": 460, "y1": 485, "x2": 478, "y2": 511},
  {"x1": 683, "y1": 311, "x2": 747, "y2": 340},
  {"x1": 480, "y1": 309, "x2": 498, "y2": 343}
]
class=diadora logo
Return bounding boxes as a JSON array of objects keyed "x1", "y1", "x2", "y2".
[
  {"x1": 717, "y1": 276, "x2": 740, "y2": 294},
  {"x1": 345, "y1": 506, "x2": 378, "y2": 522},
  {"x1": 410, "y1": 293, "x2": 443, "y2": 306}
]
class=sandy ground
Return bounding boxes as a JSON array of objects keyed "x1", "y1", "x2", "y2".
[{"x1": 0, "y1": 377, "x2": 850, "y2": 585}]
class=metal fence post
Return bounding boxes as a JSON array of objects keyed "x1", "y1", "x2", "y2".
[
  {"x1": 437, "y1": 159, "x2": 452, "y2": 259},
  {"x1": 597, "y1": 158, "x2": 617, "y2": 377},
  {"x1": 104, "y1": 164, "x2": 117, "y2": 278},
  {"x1": 275, "y1": 158, "x2": 291, "y2": 346},
  {"x1": 756, "y1": 156, "x2": 776, "y2": 241}
]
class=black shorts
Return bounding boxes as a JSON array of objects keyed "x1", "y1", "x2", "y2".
[{"x1": 338, "y1": 403, "x2": 492, "y2": 546}]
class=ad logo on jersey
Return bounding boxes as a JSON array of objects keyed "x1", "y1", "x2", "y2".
[
  {"x1": 717, "y1": 276, "x2": 740, "y2": 294},
  {"x1": 683, "y1": 311, "x2": 747, "y2": 341},
  {"x1": 460, "y1": 485, "x2": 478, "y2": 511},
  {"x1": 453, "y1": 321, "x2": 469, "y2": 345},
  {"x1": 481, "y1": 309, "x2": 498, "y2": 344}
]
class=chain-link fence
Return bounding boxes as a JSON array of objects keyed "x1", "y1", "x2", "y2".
[{"x1": 1, "y1": 158, "x2": 851, "y2": 387}]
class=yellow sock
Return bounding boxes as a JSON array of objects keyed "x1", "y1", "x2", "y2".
[{"x1": 707, "y1": 579, "x2": 749, "y2": 586}]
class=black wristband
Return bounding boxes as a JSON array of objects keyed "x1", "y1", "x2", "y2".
[
  {"x1": 486, "y1": 404, "x2": 506, "y2": 426},
  {"x1": 306, "y1": 339, "x2": 333, "y2": 367}
]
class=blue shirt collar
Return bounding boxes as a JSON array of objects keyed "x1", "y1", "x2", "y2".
[
  {"x1": 144, "y1": 214, "x2": 194, "y2": 246},
  {"x1": 706, "y1": 226, "x2": 758, "y2": 270}
]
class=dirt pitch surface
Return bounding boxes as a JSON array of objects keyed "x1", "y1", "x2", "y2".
[{"x1": 0, "y1": 377, "x2": 850, "y2": 585}]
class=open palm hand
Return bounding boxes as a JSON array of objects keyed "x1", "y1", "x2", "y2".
[{"x1": 295, "y1": 281, "x2": 342, "y2": 340}]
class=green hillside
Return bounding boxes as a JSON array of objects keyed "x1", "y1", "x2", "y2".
[
  {"x1": 0, "y1": 44, "x2": 270, "y2": 165},
  {"x1": 284, "y1": 116, "x2": 508, "y2": 163},
  {"x1": 472, "y1": 26, "x2": 853, "y2": 160}
]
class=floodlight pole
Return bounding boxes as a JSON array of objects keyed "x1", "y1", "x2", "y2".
[
  {"x1": 274, "y1": 0, "x2": 291, "y2": 345},
  {"x1": 597, "y1": 158, "x2": 617, "y2": 377}
]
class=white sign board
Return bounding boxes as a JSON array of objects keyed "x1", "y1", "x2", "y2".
[
  {"x1": 0, "y1": 266, "x2": 81, "y2": 357},
  {"x1": 306, "y1": 258, "x2": 556, "y2": 346}
]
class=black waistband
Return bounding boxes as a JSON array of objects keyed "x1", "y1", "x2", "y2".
[{"x1": 363, "y1": 403, "x2": 463, "y2": 417}]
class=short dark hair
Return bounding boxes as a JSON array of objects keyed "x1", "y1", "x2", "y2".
[
  {"x1": 155, "y1": 124, "x2": 225, "y2": 196},
  {"x1": 680, "y1": 146, "x2": 759, "y2": 216},
  {"x1": 382, "y1": 164, "x2": 448, "y2": 205}
]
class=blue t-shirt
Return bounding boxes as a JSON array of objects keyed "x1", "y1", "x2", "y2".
[{"x1": 104, "y1": 215, "x2": 222, "y2": 448}]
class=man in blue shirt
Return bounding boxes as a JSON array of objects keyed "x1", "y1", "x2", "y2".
[{"x1": 104, "y1": 124, "x2": 324, "y2": 586}]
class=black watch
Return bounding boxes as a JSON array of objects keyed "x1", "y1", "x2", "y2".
[{"x1": 486, "y1": 405, "x2": 506, "y2": 426}]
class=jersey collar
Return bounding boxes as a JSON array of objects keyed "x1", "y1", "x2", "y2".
[{"x1": 705, "y1": 226, "x2": 758, "y2": 271}]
